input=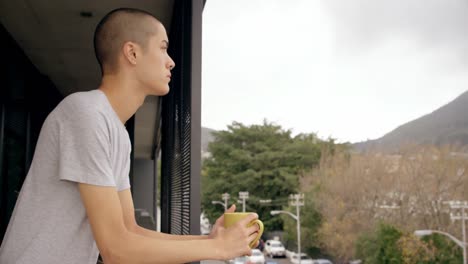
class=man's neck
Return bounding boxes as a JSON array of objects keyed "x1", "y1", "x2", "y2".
[{"x1": 98, "y1": 74, "x2": 146, "y2": 125}]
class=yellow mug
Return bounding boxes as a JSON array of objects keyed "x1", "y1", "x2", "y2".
[{"x1": 224, "y1": 212, "x2": 264, "y2": 248}]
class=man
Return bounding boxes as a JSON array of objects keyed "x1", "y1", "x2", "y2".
[{"x1": 0, "y1": 8, "x2": 259, "y2": 263}]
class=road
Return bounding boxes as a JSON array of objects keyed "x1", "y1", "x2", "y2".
[
  {"x1": 201, "y1": 256, "x2": 291, "y2": 264},
  {"x1": 265, "y1": 256, "x2": 291, "y2": 264}
]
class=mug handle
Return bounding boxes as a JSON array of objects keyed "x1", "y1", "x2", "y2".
[{"x1": 248, "y1": 220, "x2": 264, "y2": 248}]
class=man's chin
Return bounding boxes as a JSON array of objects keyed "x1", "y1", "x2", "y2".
[{"x1": 150, "y1": 85, "x2": 170, "y2": 96}]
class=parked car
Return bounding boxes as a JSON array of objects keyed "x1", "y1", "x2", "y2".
[
  {"x1": 285, "y1": 250, "x2": 295, "y2": 259},
  {"x1": 290, "y1": 253, "x2": 313, "y2": 264},
  {"x1": 312, "y1": 259, "x2": 333, "y2": 264},
  {"x1": 229, "y1": 256, "x2": 250, "y2": 264},
  {"x1": 248, "y1": 249, "x2": 265, "y2": 264},
  {"x1": 264, "y1": 240, "x2": 286, "y2": 258}
]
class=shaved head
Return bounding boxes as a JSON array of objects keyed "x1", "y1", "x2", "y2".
[{"x1": 94, "y1": 8, "x2": 161, "y2": 74}]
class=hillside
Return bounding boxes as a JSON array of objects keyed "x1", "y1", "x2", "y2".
[{"x1": 354, "y1": 90, "x2": 468, "y2": 152}]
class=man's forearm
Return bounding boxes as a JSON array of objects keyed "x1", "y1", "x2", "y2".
[
  {"x1": 132, "y1": 225, "x2": 209, "y2": 241},
  {"x1": 107, "y1": 230, "x2": 223, "y2": 264}
]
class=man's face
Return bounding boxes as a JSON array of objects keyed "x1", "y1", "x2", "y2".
[{"x1": 135, "y1": 22, "x2": 175, "y2": 96}]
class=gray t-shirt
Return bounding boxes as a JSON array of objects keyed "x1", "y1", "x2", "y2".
[{"x1": 0, "y1": 89, "x2": 131, "y2": 264}]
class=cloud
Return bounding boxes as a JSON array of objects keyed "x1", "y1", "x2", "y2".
[
  {"x1": 322, "y1": 0, "x2": 468, "y2": 66},
  {"x1": 201, "y1": 0, "x2": 468, "y2": 143}
]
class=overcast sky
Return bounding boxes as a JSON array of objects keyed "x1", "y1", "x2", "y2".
[{"x1": 201, "y1": 0, "x2": 468, "y2": 143}]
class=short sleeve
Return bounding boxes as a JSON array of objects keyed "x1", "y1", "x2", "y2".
[
  {"x1": 57, "y1": 109, "x2": 116, "y2": 187},
  {"x1": 117, "y1": 160, "x2": 131, "y2": 191},
  {"x1": 117, "y1": 175, "x2": 131, "y2": 192}
]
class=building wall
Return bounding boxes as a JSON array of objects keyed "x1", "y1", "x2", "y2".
[
  {"x1": 132, "y1": 158, "x2": 158, "y2": 230},
  {"x1": 0, "y1": 24, "x2": 63, "y2": 242}
]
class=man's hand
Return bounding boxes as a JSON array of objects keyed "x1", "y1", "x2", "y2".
[
  {"x1": 209, "y1": 204, "x2": 236, "y2": 239},
  {"x1": 213, "y1": 212, "x2": 260, "y2": 259}
]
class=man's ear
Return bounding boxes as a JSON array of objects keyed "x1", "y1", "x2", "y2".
[{"x1": 122, "y1": 42, "x2": 138, "y2": 65}]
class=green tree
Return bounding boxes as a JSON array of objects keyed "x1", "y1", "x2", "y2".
[
  {"x1": 397, "y1": 233, "x2": 436, "y2": 264},
  {"x1": 282, "y1": 194, "x2": 323, "y2": 257},
  {"x1": 360, "y1": 229, "x2": 463, "y2": 264},
  {"x1": 421, "y1": 234, "x2": 463, "y2": 264},
  {"x1": 356, "y1": 223, "x2": 404, "y2": 264},
  {"x1": 201, "y1": 121, "x2": 321, "y2": 231},
  {"x1": 396, "y1": 233, "x2": 462, "y2": 264}
]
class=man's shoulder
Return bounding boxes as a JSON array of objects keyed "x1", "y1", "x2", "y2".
[
  {"x1": 45, "y1": 90, "x2": 110, "y2": 128},
  {"x1": 55, "y1": 90, "x2": 105, "y2": 115},
  {"x1": 61, "y1": 89, "x2": 102, "y2": 108}
]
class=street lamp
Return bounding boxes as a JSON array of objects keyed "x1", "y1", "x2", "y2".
[
  {"x1": 271, "y1": 193, "x2": 304, "y2": 264},
  {"x1": 414, "y1": 229, "x2": 467, "y2": 264},
  {"x1": 239, "y1": 192, "x2": 249, "y2": 212},
  {"x1": 211, "y1": 201, "x2": 227, "y2": 211},
  {"x1": 271, "y1": 210, "x2": 301, "y2": 264},
  {"x1": 211, "y1": 193, "x2": 230, "y2": 211},
  {"x1": 444, "y1": 200, "x2": 468, "y2": 264}
]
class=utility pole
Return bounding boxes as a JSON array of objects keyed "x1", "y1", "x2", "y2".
[
  {"x1": 221, "y1": 193, "x2": 230, "y2": 211},
  {"x1": 213, "y1": 193, "x2": 230, "y2": 212},
  {"x1": 290, "y1": 193, "x2": 305, "y2": 264},
  {"x1": 239, "y1": 191, "x2": 249, "y2": 212},
  {"x1": 447, "y1": 200, "x2": 468, "y2": 264}
]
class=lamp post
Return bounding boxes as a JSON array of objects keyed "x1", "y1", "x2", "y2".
[
  {"x1": 414, "y1": 229, "x2": 467, "y2": 264},
  {"x1": 211, "y1": 192, "x2": 230, "y2": 211},
  {"x1": 271, "y1": 193, "x2": 304, "y2": 264},
  {"x1": 239, "y1": 192, "x2": 249, "y2": 212},
  {"x1": 211, "y1": 201, "x2": 226, "y2": 211},
  {"x1": 446, "y1": 201, "x2": 468, "y2": 264}
]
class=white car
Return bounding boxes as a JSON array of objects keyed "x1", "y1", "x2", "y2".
[
  {"x1": 229, "y1": 256, "x2": 249, "y2": 264},
  {"x1": 264, "y1": 240, "x2": 286, "y2": 258},
  {"x1": 285, "y1": 250, "x2": 295, "y2": 259},
  {"x1": 290, "y1": 253, "x2": 313, "y2": 264},
  {"x1": 248, "y1": 249, "x2": 265, "y2": 264},
  {"x1": 313, "y1": 259, "x2": 333, "y2": 264}
]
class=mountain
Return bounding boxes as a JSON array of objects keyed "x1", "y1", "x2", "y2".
[{"x1": 354, "y1": 90, "x2": 468, "y2": 152}]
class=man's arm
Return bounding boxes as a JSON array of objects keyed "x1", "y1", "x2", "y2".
[
  {"x1": 79, "y1": 183, "x2": 259, "y2": 263},
  {"x1": 117, "y1": 189, "x2": 208, "y2": 241}
]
